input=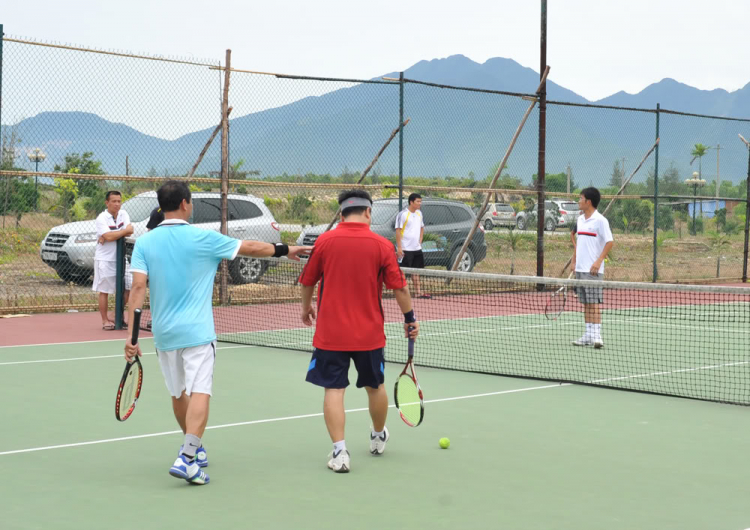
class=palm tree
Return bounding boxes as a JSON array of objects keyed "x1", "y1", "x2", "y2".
[
  {"x1": 690, "y1": 143, "x2": 710, "y2": 179},
  {"x1": 502, "y1": 227, "x2": 532, "y2": 275}
]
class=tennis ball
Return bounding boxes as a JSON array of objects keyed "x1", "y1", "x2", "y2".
[
  {"x1": 439, "y1": 437, "x2": 450, "y2": 449},
  {"x1": 605, "y1": 258, "x2": 610, "y2": 263}
]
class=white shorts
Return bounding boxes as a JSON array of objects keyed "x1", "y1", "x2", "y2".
[
  {"x1": 157, "y1": 341, "x2": 216, "y2": 398},
  {"x1": 92, "y1": 260, "x2": 132, "y2": 294}
]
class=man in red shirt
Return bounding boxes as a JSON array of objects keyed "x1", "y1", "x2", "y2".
[{"x1": 299, "y1": 189, "x2": 419, "y2": 473}]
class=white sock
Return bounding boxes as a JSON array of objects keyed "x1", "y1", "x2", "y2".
[
  {"x1": 593, "y1": 324, "x2": 601, "y2": 339},
  {"x1": 585, "y1": 323, "x2": 592, "y2": 337},
  {"x1": 371, "y1": 429, "x2": 385, "y2": 438},
  {"x1": 333, "y1": 440, "x2": 347, "y2": 453}
]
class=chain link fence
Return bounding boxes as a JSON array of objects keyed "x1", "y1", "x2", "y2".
[{"x1": 1, "y1": 33, "x2": 749, "y2": 314}]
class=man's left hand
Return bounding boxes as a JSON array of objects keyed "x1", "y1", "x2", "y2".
[{"x1": 590, "y1": 260, "x2": 602, "y2": 275}]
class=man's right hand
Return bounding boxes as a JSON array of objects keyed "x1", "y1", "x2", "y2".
[
  {"x1": 287, "y1": 246, "x2": 313, "y2": 261},
  {"x1": 397, "y1": 248, "x2": 404, "y2": 260}
]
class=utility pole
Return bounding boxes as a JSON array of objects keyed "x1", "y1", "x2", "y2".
[
  {"x1": 566, "y1": 163, "x2": 571, "y2": 194},
  {"x1": 715, "y1": 144, "x2": 722, "y2": 211},
  {"x1": 621, "y1": 157, "x2": 626, "y2": 189}
]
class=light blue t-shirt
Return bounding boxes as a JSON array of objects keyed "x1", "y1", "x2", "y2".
[{"x1": 130, "y1": 220, "x2": 241, "y2": 351}]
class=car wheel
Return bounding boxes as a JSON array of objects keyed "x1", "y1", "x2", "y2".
[
  {"x1": 484, "y1": 219, "x2": 493, "y2": 231},
  {"x1": 229, "y1": 256, "x2": 267, "y2": 284},
  {"x1": 448, "y1": 247, "x2": 475, "y2": 272},
  {"x1": 545, "y1": 218, "x2": 556, "y2": 231},
  {"x1": 516, "y1": 217, "x2": 526, "y2": 230}
]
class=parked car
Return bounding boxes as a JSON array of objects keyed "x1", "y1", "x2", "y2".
[
  {"x1": 296, "y1": 198, "x2": 487, "y2": 272},
  {"x1": 515, "y1": 201, "x2": 566, "y2": 231},
  {"x1": 549, "y1": 199, "x2": 581, "y2": 228},
  {"x1": 40, "y1": 191, "x2": 282, "y2": 285},
  {"x1": 478, "y1": 203, "x2": 516, "y2": 231}
]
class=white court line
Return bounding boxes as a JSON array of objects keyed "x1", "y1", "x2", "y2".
[
  {"x1": 0, "y1": 345, "x2": 256, "y2": 366},
  {"x1": 0, "y1": 336, "x2": 153, "y2": 350},
  {"x1": 0, "y1": 383, "x2": 566, "y2": 456}
]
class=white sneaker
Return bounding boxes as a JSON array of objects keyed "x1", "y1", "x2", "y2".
[
  {"x1": 169, "y1": 455, "x2": 210, "y2": 485},
  {"x1": 370, "y1": 426, "x2": 390, "y2": 455},
  {"x1": 593, "y1": 338, "x2": 604, "y2": 349},
  {"x1": 572, "y1": 336, "x2": 593, "y2": 347},
  {"x1": 327, "y1": 449, "x2": 350, "y2": 473}
]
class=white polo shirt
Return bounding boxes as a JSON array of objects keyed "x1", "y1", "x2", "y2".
[
  {"x1": 575, "y1": 210, "x2": 613, "y2": 274},
  {"x1": 395, "y1": 208, "x2": 424, "y2": 251},
  {"x1": 94, "y1": 208, "x2": 131, "y2": 262}
]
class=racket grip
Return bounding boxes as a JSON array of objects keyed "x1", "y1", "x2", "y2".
[
  {"x1": 408, "y1": 325, "x2": 415, "y2": 358},
  {"x1": 131, "y1": 309, "x2": 142, "y2": 346}
]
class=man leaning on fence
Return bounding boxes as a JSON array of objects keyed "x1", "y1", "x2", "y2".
[{"x1": 93, "y1": 190, "x2": 133, "y2": 330}]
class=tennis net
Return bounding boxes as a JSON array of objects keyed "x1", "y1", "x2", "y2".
[{"x1": 135, "y1": 258, "x2": 750, "y2": 405}]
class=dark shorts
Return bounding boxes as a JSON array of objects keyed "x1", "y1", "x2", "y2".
[
  {"x1": 305, "y1": 348, "x2": 385, "y2": 389},
  {"x1": 400, "y1": 250, "x2": 425, "y2": 268},
  {"x1": 575, "y1": 272, "x2": 604, "y2": 304}
]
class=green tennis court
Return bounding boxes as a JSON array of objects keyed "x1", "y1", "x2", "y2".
[{"x1": 2, "y1": 332, "x2": 750, "y2": 530}]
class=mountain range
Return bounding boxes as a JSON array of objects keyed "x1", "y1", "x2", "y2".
[{"x1": 5, "y1": 54, "x2": 750, "y2": 186}]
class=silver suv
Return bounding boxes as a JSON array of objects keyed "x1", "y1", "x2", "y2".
[
  {"x1": 514, "y1": 199, "x2": 580, "y2": 231},
  {"x1": 39, "y1": 191, "x2": 282, "y2": 284},
  {"x1": 478, "y1": 203, "x2": 516, "y2": 231}
]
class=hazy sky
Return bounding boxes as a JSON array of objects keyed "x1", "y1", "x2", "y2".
[{"x1": 4, "y1": 0, "x2": 749, "y2": 101}]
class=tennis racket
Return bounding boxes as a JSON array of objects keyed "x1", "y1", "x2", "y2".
[
  {"x1": 545, "y1": 273, "x2": 574, "y2": 320},
  {"x1": 115, "y1": 308, "x2": 143, "y2": 422},
  {"x1": 393, "y1": 328, "x2": 424, "y2": 427}
]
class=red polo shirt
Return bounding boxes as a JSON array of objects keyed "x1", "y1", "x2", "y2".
[{"x1": 298, "y1": 222, "x2": 406, "y2": 351}]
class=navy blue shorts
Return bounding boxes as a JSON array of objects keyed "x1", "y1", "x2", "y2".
[{"x1": 305, "y1": 348, "x2": 385, "y2": 389}]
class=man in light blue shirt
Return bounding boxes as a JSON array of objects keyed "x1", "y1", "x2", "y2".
[{"x1": 125, "y1": 181, "x2": 311, "y2": 485}]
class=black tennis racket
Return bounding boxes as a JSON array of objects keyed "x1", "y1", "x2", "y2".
[
  {"x1": 393, "y1": 328, "x2": 424, "y2": 427},
  {"x1": 115, "y1": 309, "x2": 143, "y2": 422},
  {"x1": 545, "y1": 273, "x2": 574, "y2": 320}
]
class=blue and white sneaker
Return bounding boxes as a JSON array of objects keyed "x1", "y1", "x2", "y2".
[
  {"x1": 179, "y1": 445, "x2": 208, "y2": 467},
  {"x1": 169, "y1": 455, "x2": 210, "y2": 485}
]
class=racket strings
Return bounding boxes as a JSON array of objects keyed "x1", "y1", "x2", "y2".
[{"x1": 395, "y1": 374, "x2": 422, "y2": 425}]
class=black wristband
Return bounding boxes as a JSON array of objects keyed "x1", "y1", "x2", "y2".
[
  {"x1": 272, "y1": 243, "x2": 289, "y2": 258},
  {"x1": 404, "y1": 310, "x2": 416, "y2": 323}
]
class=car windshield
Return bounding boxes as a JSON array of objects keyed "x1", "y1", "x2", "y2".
[
  {"x1": 496, "y1": 204, "x2": 514, "y2": 212},
  {"x1": 122, "y1": 196, "x2": 161, "y2": 222},
  {"x1": 371, "y1": 203, "x2": 399, "y2": 225},
  {"x1": 561, "y1": 202, "x2": 578, "y2": 211}
]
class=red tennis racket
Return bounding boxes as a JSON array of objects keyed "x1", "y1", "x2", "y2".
[
  {"x1": 393, "y1": 328, "x2": 424, "y2": 427},
  {"x1": 115, "y1": 309, "x2": 143, "y2": 421}
]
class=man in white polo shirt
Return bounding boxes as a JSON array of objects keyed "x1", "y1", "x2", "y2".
[
  {"x1": 93, "y1": 190, "x2": 133, "y2": 330},
  {"x1": 570, "y1": 187, "x2": 614, "y2": 348},
  {"x1": 395, "y1": 193, "x2": 430, "y2": 299},
  {"x1": 125, "y1": 180, "x2": 311, "y2": 485}
]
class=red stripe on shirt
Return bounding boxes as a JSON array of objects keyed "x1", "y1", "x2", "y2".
[{"x1": 578, "y1": 231, "x2": 597, "y2": 237}]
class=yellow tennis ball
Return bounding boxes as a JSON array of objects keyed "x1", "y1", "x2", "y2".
[
  {"x1": 439, "y1": 437, "x2": 450, "y2": 449},
  {"x1": 605, "y1": 258, "x2": 610, "y2": 263}
]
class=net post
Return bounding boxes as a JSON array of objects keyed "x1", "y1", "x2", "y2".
[
  {"x1": 114, "y1": 238, "x2": 125, "y2": 330},
  {"x1": 743, "y1": 139, "x2": 750, "y2": 282},
  {"x1": 398, "y1": 71, "x2": 404, "y2": 212},
  {"x1": 652, "y1": 103, "x2": 660, "y2": 282}
]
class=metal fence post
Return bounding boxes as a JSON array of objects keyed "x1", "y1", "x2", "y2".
[
  {"x1": 743, "y1": 143, "x2": 750, "y2": 282},
  {"x1": 536, "y1": 0, "x2": 547, "y2": 280},
  {"x1": 114, "y1": 238, "x2": 125, "y2": 329},
  {"x1": 652, "y1": 103, "x2": 660, "y2": 282},
  {"x1": 398, "y1": 72, "x2": 404, "y2": 211}
]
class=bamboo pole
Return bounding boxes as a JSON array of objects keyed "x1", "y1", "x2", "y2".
[
  {"x1": 324, "y1": 118, "x2": 410, "y2": 232},
  {"x1": 186, "y1": 107, "x2": 232, "y2": 179},
  {"x1": 449, "y1": 66, "x2": 550, "y2": 272}
]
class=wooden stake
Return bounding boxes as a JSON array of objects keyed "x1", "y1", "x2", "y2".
[
  {"x1": 324, "y1": 119, "x2": 410, "y2": 232},
  {"x1": 449, "y1": 66, "x2": 550, "y2": 272}
]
